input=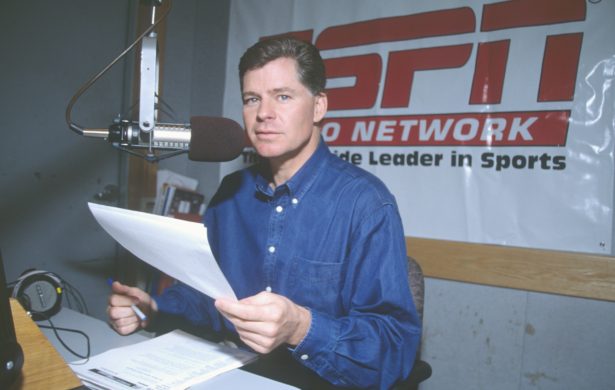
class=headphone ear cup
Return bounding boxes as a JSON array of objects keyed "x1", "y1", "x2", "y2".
[
  {"x1": 45, "y1": 272, "x2": 63, "y2": 288},
  {"x1": 15, "y1": 293, "x2": 32, "y2": 314},
  {"x1": 11, "y1": 270, "x2": 44, "y2": 299},
  {"x1": 11, "y1": 270, "x2": 63, "y2": 320}
]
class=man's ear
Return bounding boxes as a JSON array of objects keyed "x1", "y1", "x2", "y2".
[{"x1": 313, "y1": 92, "x2": 328, "y2": 123}]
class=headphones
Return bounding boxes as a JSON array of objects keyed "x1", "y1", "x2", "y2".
[{"x1": 10, "y1": 269, "x2": 63, "y2": 321}]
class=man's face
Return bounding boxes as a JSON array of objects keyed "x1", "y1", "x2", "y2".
[{"x1": 241, "y1": 57, "x2": 327, "y2": 168}]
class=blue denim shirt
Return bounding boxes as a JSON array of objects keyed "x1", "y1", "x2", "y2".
[{"x1": 155, "y1": 140, "x2": 421, "y2": 389}]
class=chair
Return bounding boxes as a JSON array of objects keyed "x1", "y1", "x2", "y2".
[{"x1": 393, "y1": 256, "x2": 432, "y2": 389}]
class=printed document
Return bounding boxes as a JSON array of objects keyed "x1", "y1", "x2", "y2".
[
  {"x1": 88, "y1": 202, "x2": 236, "y2": 300},
  {"x1": 71, "y1": 329, "x2": 256, "y2": 390}
]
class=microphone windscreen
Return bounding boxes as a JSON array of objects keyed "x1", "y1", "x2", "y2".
[{"x1": 188, "y1": 116, "x2": 246, "y2": 162}]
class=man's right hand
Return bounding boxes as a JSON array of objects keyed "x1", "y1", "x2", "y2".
[{"x1": 107, "y1": 281, "x2": 157, "y2": 335}]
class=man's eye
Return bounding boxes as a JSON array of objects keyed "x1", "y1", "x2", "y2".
[
  {"x1": 243, "y1": 97, "x2": 258, "y2": 105},
  {"x1": 278, "y1": 95, "x2": 290, "y2": 101}
]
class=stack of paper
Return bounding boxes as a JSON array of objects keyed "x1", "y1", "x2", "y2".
[{"x1": 71, "y1": 330, "x2": 256, "y2": 390}]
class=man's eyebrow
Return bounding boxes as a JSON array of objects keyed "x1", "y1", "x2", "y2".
[
  {"x1": 241, "y1": 90, "x2": 259, "y2": 98},
  {"x1": 271, "y1": 87, "x2": 296, "y2": 94},
  {"x1": 242, "y1": 87, "x2": 297, "y2": 98}
]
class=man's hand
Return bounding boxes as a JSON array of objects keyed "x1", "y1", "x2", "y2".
[
  {"x1": 215, "y1": 291, "x2": 311, "y2": 354},
  {"x1": 107, "y1": 281, "x2": 157, "y2": 335}
]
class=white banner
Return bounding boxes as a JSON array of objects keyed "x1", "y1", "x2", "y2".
[{"x1": 222, "y1": 0, "x2": 615, "y2": 254}]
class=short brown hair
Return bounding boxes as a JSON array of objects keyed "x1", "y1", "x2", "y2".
[{"x1": 239, "y1": 37, "x2": 326, "y2": 95}]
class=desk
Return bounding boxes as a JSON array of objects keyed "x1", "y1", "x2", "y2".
[
  {"x1": 37, "y1": 306, "x2": 297, "y2": 389},
  {"x1": 9, "y1": 299, "x2": 82, "y2": 390}
]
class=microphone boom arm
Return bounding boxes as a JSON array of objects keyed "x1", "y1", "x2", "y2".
[
  {"x1": 65, "y1": 1, "x2": 173, "y2": 162},
  {"x1": 65, "y1": 0, "x2": 246, "y2": 163}
]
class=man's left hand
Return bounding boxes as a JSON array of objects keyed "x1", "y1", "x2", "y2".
[{"x1": 215, "y1": 291, "x2": 311, "y2": 354}]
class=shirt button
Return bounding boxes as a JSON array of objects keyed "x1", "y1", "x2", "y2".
[
  {"x1": 301, "y1": 354, "x2": 309, "y2": 360},
  {"x1": 275, "y1": 205, "x2": 283, "y2": 213},
  {"x1": 291, "y1": 198, "x2": 299, "y2": 205},
  {"x1": 265, "y1": 286, "x2": 272, "y2": 292},
  {"x1": 268, "y1": 246, "x2": 276, "y2": 253}
]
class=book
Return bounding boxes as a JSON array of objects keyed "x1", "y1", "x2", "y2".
[
  {"x1": 161, "y1": 185, "x2": 205, "y2": 218},
  {"x1": 152, "y1": 170, "x2": 199, "y2": 215}
]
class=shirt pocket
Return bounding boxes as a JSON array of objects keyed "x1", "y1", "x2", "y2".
[{"x1": 286, "y1": 256, "x2": 343, "y2": 314}]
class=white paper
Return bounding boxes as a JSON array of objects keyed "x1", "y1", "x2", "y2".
[
  {"x1": 88, "y1": 202, "x2": 236, "y2": 300},
  {"x1": 71, "y1": 329, "x2": 256, "y2": 390}
]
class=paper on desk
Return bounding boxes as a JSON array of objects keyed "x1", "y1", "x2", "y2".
[
  {"x1": 88, "y1": 202, "x2": 236, "y2": 300},
  {"x1": 71, "y1": 329, "x2": 256, "y2": 390}
]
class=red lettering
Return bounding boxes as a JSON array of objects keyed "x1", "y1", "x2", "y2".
[
  {"x1": 470, "y1": 40, "x2": 510, "y2": 105},
  {"x1": 325, "y1": 54, "x2": 382, "y2": 110},
  {"x1": 381, "y1": 45, "x2": 472, "y2": 108},
  {"x1": 538, "y1": 33, "x2": 583, "y2": 102},
  {"x1": 316, "y1": 7, "x2": 475, "y2": 49},
  {"x1": 262, "y1": 1, "x2": 586, "y2": 126},
  {"x1": 481, "y1": 0, "x2": 586, "y2": 31},
  {"x1": 480, "y1": 0, "x2": 586, "y2": 103},
  {"x1": 322, "y1": 111, "x2": 569, "y2": 146}
]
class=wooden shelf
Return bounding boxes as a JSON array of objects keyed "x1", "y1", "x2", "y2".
[
  {"x1": 9, "y1": 299, "x2": 82, "y2": 390},
  {"x1": 407, "y1": 237, "x2": 615, "y2": 302}
]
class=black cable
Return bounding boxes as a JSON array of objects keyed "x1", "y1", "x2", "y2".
[
  {"x1": 65, "y1": 0, "x2": 173, "y2": 134},
  {"x1": 61, "y1": 281, "x2": 76, "y2": 312},
  {"x1": 37, "y1": 317, "x2": 91, "y2": 363},
  {"x1": 9, "y1": 271, "x2": 94, "y2": 362},
  {"x1": 64, "y1": 286, "x2": 80, "y2": 313},
  {"x1": 63, "y1": 280, "x2": 89, "y2": 315}
]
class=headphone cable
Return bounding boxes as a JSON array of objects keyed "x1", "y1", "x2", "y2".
[{"x1": 37, "y1": 316, "x2": 91, "y2": 363}]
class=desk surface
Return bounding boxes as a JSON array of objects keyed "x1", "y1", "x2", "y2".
[
  {"x1": 38, "y1": 305, "x2": 297, "y2": 389},
  {"x1": 10, "y1": 299, "x2": 82, "y2": 390}
]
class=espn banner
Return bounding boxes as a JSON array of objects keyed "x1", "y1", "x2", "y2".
[{"x1": 222, "y1": 0, "x2": 615, "y2": 254}]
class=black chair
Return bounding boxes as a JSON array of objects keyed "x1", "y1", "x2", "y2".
[{"x1": 393, "y1": 256, "x2": 432, "y2": 389}]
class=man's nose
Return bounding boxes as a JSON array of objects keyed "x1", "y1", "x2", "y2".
[{"x1": 257, "y1": 98, "x2": 274, "y2": 120}]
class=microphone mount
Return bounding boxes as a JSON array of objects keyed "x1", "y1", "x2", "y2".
[
  {"x1": 107, "y1": 120, "x2": 191, "y2": 162},
  {"x1": 66, "y1": 1, "x2": 246, "y2": 163},
  {"x1": 65, "y1": 0, "x2": 178, "y2": 163}
]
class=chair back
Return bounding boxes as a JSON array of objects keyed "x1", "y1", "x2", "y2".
[
  {"x1": 394, "y1": 256, "x2": 432, "y2": 389},
  {"x1": 407, "y1": 256, "x2": 425, "y2": 321}
]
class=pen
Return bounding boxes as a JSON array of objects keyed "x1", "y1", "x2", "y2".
[
  {"x1": 131, "y1": 304, "x2": 148, "y2": 322},
  {"x1": 108, "y1": 278, "x2": 147, "y2": 321}
]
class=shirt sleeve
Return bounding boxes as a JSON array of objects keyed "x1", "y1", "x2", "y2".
[
  {"x1": 151, "y1": 196, "x2": 227, "y2": 333},
  {"x1": 290, "y1": 202, "x2": 422, "y2": 389},
  {"x1": 153, "y1": 282, "x2": 221, "y2": 330}
]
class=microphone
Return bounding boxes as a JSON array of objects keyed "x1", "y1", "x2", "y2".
[
  {"x1": 78, "y1": 116, "x2": 245, "y2": 162},
  {"x1": 65, "y1": 3, "x2": 245, "y2": 163},
  {"x1": 188, "y1": 117, "x2": 246, "y2": 162}
]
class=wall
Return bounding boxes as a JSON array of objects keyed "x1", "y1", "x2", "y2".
[
  {"x1": 407, "y1": 238, "x2": 615, "y2": 388},
  {"x1": 0, "y1": 0, "x2": 231, "y2": 321},
  {"x1": 156, "y1": 0, "x2": 232, "y2": 203},
  {"x1": 421, "y1": 279, "x2": 615, "y2": 390},
  {"x1": 0, "y1": 0, "x2": 135, "y2": 320}
]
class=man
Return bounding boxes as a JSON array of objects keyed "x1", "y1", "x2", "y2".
[{"x1": 108, "y1": 37, "x2": 421, "y2": 389}]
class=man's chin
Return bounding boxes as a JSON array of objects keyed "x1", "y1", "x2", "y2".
[{"x1": 253, "y1": 144, "x2": 283, "y2": 159}]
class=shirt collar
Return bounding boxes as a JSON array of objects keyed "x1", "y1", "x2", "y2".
[{"x1": 255, "y1": 138, "x2": 329, "y2": 200}]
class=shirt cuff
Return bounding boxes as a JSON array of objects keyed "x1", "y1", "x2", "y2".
[
  {"x1": 290, "y1": 309, "x2": 342, "y2": 379},
  {"x1": 152, "y1": 293, "x2": 177, "y2": 314}
]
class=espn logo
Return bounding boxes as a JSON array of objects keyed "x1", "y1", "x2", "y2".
[{"x1": 272, "y1": 0, "x2": 586, "y2": 147}]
